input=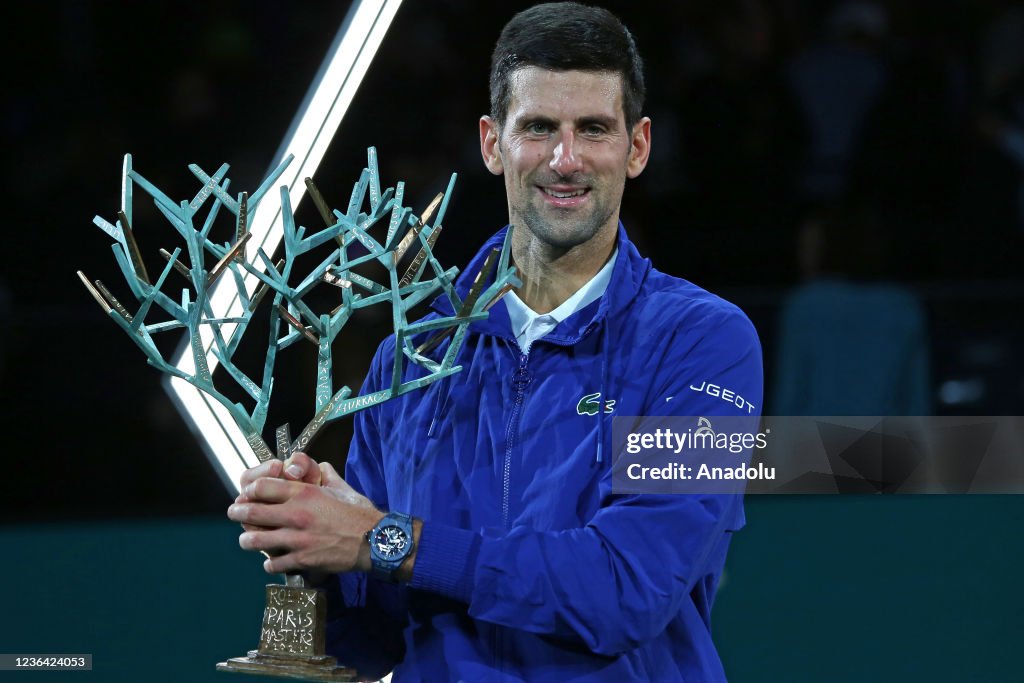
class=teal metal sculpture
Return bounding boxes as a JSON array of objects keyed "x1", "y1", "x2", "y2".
[{"x1": 78, "y1": 148, "x2": 519, "y2": 462}]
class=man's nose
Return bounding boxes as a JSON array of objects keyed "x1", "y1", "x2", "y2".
[{"x1": 549, "y1": 129, "x2": 583, "y2": 176}]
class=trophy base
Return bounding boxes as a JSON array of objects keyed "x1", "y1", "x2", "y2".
[{"x1": 217, "y1": 650, "x2": 356, "y2": 681}]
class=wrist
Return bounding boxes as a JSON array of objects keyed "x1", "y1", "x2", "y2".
[{"x1": 356, "y1": 512, "x2": 386, "y2": 573}]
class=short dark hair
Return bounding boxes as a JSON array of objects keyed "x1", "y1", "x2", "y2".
[{"x1": 489, "y1": 2, "x2": 646, "y2": 129}]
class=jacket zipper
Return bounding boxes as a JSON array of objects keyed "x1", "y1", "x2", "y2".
[
  {"x1": 501, "y1": 324, "x2": 602, "y2": 528},
  {"x1": 502, "y1": 351, "x2": 531, "y2": 529},
  {"x1": 494, "y1": 352, "x2": 531, "y2": 680},
  {"x1": 494, "y1": 328, "x2": 601, "y2": 677}
]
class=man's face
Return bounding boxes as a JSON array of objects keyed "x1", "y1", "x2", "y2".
[{"x1": 480, "y1": 67, "x2": 650, "y2": 252}]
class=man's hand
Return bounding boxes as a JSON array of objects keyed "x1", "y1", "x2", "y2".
[
  {"x1": 228, "y1": 452, "x2": 384, "y2": 575},
  {"x1": 233, "y1": 453, "x2": 324, "y2": 533}
]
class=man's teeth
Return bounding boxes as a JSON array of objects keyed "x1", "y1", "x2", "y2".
[{"x1": 543, "y1": 188, "x2": 586, "y2": 198}]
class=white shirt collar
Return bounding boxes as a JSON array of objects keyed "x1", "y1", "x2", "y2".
[{"x1": 505, "y1": 248, "x2": 617, "y2": 353}]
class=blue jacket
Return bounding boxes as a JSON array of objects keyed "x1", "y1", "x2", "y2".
[{"x1": 327, "y1": 224, "x2": 763, "y2": 682}]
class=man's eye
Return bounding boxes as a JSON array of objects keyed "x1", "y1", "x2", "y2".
[
  {"x1": 582, "y1": 125, "x2": 606, "y2": 136},
  {"x1": 526, "y1": 122, "x2": 551, "y2": 134}
]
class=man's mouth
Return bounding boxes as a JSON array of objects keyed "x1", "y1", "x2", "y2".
[
  {"x1": 537, "y1": 186, "x2": 591, "y2": 207},
  {"x1": 540, "y1": 187, "x2": 588, "y2": 198}
]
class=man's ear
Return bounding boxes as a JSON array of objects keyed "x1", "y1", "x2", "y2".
[
  {"x1": 480, "y1": 116, "x2": 504, "y2": 176},
  {"x1": 626, "y1": 116, "x2": 652, "y2": 179}
]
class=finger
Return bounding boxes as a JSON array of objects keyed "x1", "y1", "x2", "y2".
[
  {"x1": 238, "y1": 528, "x2": 301, "y2": 556},
  {"x1": 283, "y1": 452, "x2": 322, "y2": 485},
  {"x1": 228, "y1": 500, "x2": 299, "y2": 529},
  {"x1": 261, "y1": 539, "x2": 363, "y2": 575},
  {"x1": 319, "y1": 462, "x2": 347, "y2": 490},
  {"x1": 260, "y1": 546, "x2": 333, "y2": 575},
  {"x1": 244, "y1": 536, "x2": 317, "y2": 575},
  {"x1": 234, "y1": 497, "x2": 276, "y2": 529},
  {"x1": 243, "y1": 477, "x2": 303, "y2": 504},
  {"x1": 263, "y1": 551, "x2": 302, "y2": 575},
  {"x1": 239, "y1": 459, "x2": 284, "y2": 490},
  {"x1": 227, "y1": 500, "x2": 275, "y2": 531}
]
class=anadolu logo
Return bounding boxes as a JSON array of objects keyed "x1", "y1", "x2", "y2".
[
  {"x1": 577, "y1": 392, "x2": 616, "y2": 416},
  {"x1": 695, "y1": 417, "x2": 714, "y2": 437}
]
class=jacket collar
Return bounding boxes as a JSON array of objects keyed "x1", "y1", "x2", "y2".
[{"x1": 430, "y1": 222, "x2": 651, "y2": 344}]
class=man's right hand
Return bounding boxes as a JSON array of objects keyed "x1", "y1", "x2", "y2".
[{"x1": 235, "y1": 452, "x2": 325, "y2": 530}]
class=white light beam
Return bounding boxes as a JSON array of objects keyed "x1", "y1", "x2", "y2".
[{"x1": 164, "y1": 0, "x2": 404, "y2": 495}]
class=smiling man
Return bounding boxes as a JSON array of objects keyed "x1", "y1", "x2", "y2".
[
  {"x1": 228, "y1": 3, "x2": 763, "y2": 681},
  {"x1": 481, "y1": 64, "x2": 649, "y2": 314}
]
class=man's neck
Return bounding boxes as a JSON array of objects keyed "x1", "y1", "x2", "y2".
[{"x1": 510, "y1": 223, "x2": 617, "y2": 314}]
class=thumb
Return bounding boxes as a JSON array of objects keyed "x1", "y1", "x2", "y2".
[
  {"x1": 319, "y1": 463, "x2": 372, "y2": 507},
  {"x1": 319, "y1": 462, "x2": 350, "y2": 491},
  {"x1": 283, "y1": 452, "x2": 322, "y2": 485}
]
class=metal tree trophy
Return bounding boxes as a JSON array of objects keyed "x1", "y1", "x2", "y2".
[{"x1": 78, "y1": 149, "x2": 518, "y2": 681}]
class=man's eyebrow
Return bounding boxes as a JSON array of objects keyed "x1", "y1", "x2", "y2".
[
  {"x1": 512, "y1": 114, "x2": 558, "y2": 127},
  {"x1": 575, "y1": 115, "x2": 619, "y2": 129},
  {"x1": 511, "y1": 114, "x2": 620, "y2": 129}
]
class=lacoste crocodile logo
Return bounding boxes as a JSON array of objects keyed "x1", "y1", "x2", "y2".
[{"x1": 577, "y1": 392, "x2": 616, "y2": 416}]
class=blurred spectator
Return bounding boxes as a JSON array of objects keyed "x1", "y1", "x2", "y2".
[
  {"x1": 786, "y1": 1, "x2": 890, "y2": 203},
  {"x1": 771, "y1": 203, "x2": 932, "y2": 415}
]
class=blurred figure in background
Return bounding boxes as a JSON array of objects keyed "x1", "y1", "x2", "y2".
[
  {"x1": 786, "y1": 1, "x2": 890, "y2": 204},
  {"x1": 771, "y1": 202, "x2": 931, "y2": 415}
]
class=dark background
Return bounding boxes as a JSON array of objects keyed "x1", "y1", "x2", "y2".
[
  {"x1": 1, "y1": 1, "x2": 1022, "y2": 680},
  {"x1": 3, "y1": 0, "x2": 1022, "y2": 521}
]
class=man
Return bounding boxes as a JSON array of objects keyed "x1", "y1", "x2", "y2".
[{"x1": 228, "y1": 3, "x2": 762, "y2": 681}]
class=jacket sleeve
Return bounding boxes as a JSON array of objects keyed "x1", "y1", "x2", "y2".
[
  {"x1": 323, "y1": 340, "x2": 408, "y2": 680},
  {"x1": 410, "y1": 306, "x2": 763, "y2": 656}
]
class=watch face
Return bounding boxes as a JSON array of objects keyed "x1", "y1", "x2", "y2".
[{"x1": 371, "y1": 524, "x2": 409, "y2": 559}]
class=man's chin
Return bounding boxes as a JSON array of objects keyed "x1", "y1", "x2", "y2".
[
  {"x1": 527, "y1": 225, "x2": 603, "y2": 251},
  {"x1": 514, "y1": 202, "x2": 614, "y2": 249}
]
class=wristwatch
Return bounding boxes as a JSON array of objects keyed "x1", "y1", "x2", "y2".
[{"x1": 366, "y1": 512, "x2": 415, "y2": 582}]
